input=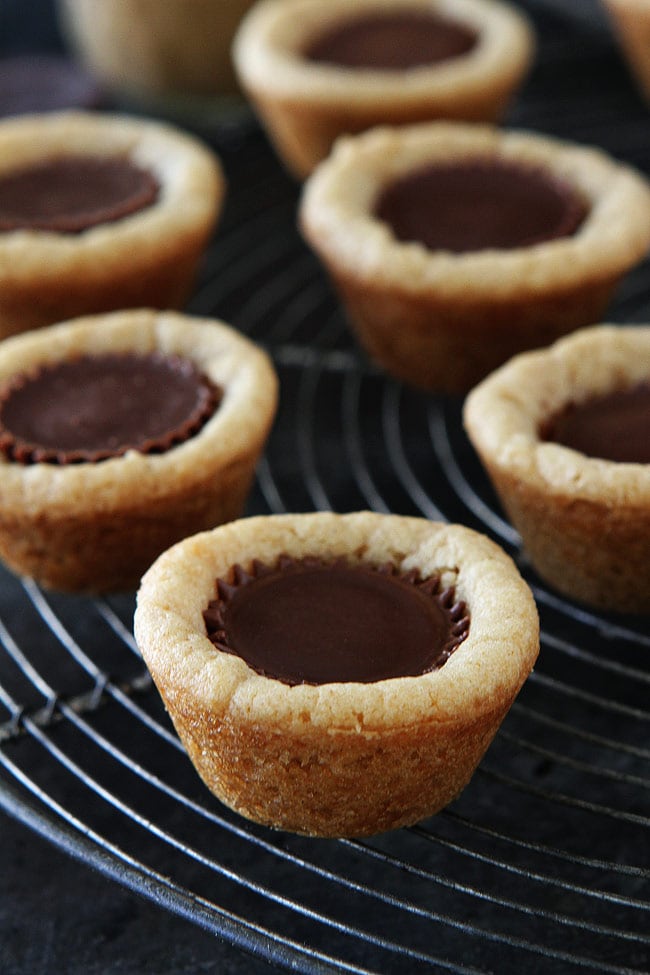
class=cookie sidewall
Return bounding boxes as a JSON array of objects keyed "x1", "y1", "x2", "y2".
[
  {"x1": 0, "y1": 111, "x2": 225, "y2": 337},
  {"x1": 233, "y1": 0, "x2": 534, "y2": 177},
  {"x1": 0, "y1": 310, "x2": 278, "y2": 592},
  {"x1": 464, "y1": 324, "x2": 650, "y2": 612},
  {"x1": 300, "y1": 123, "x2": 650, "y2": 392},
  {"x1": 135, "y1": 511, "x2": 540, "y2": 836}
]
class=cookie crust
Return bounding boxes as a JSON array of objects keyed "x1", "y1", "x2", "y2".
[
  {"x1": 0, "y1": 111, "x2": 224, "y2": 337},
  {"x1": 233, "y1": 0, "x2": 534, "y2": 177},
  {"x1": 604, "y1": 0, "x2": 650, "y2": 103},
  {"x1": 134, "y1": 511, "x2": 539, "y2": 837},
  {"x1": 59, "y1": 0, "x2": 256, "y2": 100},
  {"x1": 464, "y1": 325, "x2": 650, "y2": 612},
  {"x1": 0, "y1": 309, "x2": 278, "y2": 592},
  {"x1": 300, "y1": 122, "x2": 650, "y2": 392}
]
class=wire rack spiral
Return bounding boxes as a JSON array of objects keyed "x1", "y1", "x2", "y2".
[{"x1": 1, "y1": 3, "x2": 649, "y2": 973}]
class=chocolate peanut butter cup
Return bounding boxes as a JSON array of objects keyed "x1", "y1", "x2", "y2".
[
  {"x1": 0, "y1": 310, "x2": 277, "y2": 592},
  {"x1": 542, "y1": 383, "x2": 650, "y2": 465},
  {"x1": 303, "y1": 10, "x2": 477, "y2": 71},
  {"x1": 464, "y1": 325, "x2": 650, "y2": 612},
  {"x1": 0, "y1": 352, "x2": 220, "y2": 464},
  {"x1": 135, "y1": 511, "x2": 539, "y2": 837},
  {"x1": 233, "y1": 0, "x2": 534, "y2": 177},
  {"x1": 0, "y1": 111, "x2": 224, "y2": 339},
  {"x1": 300, "y1": 122, "x2": 650, "y2": 392},
  {"x1": 375, "y1": 158, "x2": 587, "y2": 253},
  {"x1": 204, "y1": 557, "x2": 469, "y2": 684},
  {"x1": 0, "y1": 156, "x2": 159, "y2": 234}
]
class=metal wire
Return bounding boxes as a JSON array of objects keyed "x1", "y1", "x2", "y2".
[{"x1": 1, "y1": 2, "x2": 650, "y2": 972}]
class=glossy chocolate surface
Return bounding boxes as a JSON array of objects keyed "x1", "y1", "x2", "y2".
[
  {"x1": 0, "y1": 352, "x2": 221, "y2": 464},
  {"x1": 543, "y1": 382, "x2": 650, "y2": 464},
  {"x1": 204, "y1": 557, "x2": 470, "y2": 685},
  {"x1": 303, "y1": 9, "x2": 477, "y2": 70},
  {"x1": 0, "y1": 155, "x2": 159, "y2": 233},
  {"x1": 375, "y1": 158, "x2": 587, "y2": 253}
]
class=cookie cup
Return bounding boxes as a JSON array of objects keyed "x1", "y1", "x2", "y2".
[
  {"x1": 59, "y1": 0, "x2": 256, "y2": 103},
  {"x1": 233, "y1": 0, "x2": 534, "y2": 178},
  {"x1": 0, "y1": 309, "x2": 278, "y2": 592},
  {"x1": 463, "y1": 325, "x2": 650, "y2": 613},
  {"x1": 134, "y1": 510, "x2": 539, "y2": 837},
  {"x1": 604, "y1": 0, "x2": 650, "y2": 103},
  {"x1": 0, "y1": 111, "x2": 224, "y2": 338},
  {"x1": 300, "y1": 122, "x2": 650, "y2": 393}
]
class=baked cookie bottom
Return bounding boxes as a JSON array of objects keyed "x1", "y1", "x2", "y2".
[
  {"x1": 0, "y1": 111, "x2": 224, "y2": 338},
  {"x1": 463, "y1": 325, "x2": 650, "y2": 613},
  {"x1": 0, "y1": 309, "x2": 278, "y2": 592},
  {"x1": 134, "y1": 511, "x2": 539, "y2": 837},
  {"x1": 233, "y1": 0, "x2": 534, "y2": 178},
  {"x1": 300, "y1": 123, "x2": 650, "y2": 393}
]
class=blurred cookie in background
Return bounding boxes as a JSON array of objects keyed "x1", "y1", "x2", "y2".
[
  {"x1": 233, "y1": 0, "x2": 535, "y2": 178},
  {"x1": 57, "y1": 0, "x2": 256, "y2": 125},
  {"x1": 603, "y1": 0, "x2": 650, "y2": 103}
]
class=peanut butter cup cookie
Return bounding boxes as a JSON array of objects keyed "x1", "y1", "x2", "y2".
[
  {"x1": 233, "y1": 0, "x2": 534, "y2": 177},
  {"x1": 464, "y1": 325, "x2": 650, "y2": 613},
  {"x1": 0, "y1": 309, "x2": 277, "y2": 592},
  {"x1": 59, "y1": 0, "x2": 256, "y2": 108},
  {"x1": 604, "y1": 0, "x2": 650, "y2": 103},
  {"x1": 134, "y1": 511, "x2": 539, "y2": 837},
  {"x1": 0, "y1": 110, "x2": 224, "y2": 338},
  {"x1": 300, "y1": 122, "x2": 650, "y2": 392}
]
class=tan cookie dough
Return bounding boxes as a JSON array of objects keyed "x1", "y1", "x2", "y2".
[
  {"x1": 59, "y1": 0, "x2": 257, "y2": 102},
  {"x1": 464, "y1": 325, "x2": 650, "y2": 613},
  {"x1": 0, "y1": 110, "x2": 224, "y2": 338},
  {"x1": 604, "y1": 0, "x2": 650, "y2": 103},
  {"x1": 0, "y1": 309, "x2": 278, "y2": 592},
  {"x1": 134, "y1": 510, "x2": 539, "y2": 837},
  {"x1": 300, "y1": 122, "x2": 650, "y2": 393},
  {"x1": 233, "y1": 0, "x2": 534, "y2": 177}
]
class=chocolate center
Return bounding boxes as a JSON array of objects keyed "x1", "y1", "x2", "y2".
[
  {"x1": 542, "y1": 382, "x2": 650, "y2": 464},
  {"x1": 203, "y1": 557, "x2": 470, "y2": 685},
  {"x1": 375, "y1": 159, "x2": 587, "y2": 253},
  {"x1": 0, "y1": 155, "x2": 159, "y2": 233},
  {"x1": 303, "y1": 10, "x2": 477, "y2": 70},
  {"x1": 0, "y1": 352, "x2": 221, "y2": 464}
]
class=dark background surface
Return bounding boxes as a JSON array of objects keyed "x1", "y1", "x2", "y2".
[
  {"x1": 1, "y1": 1, "x2": 649, "y2": 974},
  {"x1": 0, "y1": 1, "x2": 287, "y2": 971}
]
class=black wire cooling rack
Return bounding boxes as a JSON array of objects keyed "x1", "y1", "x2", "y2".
[{"x1": 1, "y1": 2, "x2": 650, "y2": 973}]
